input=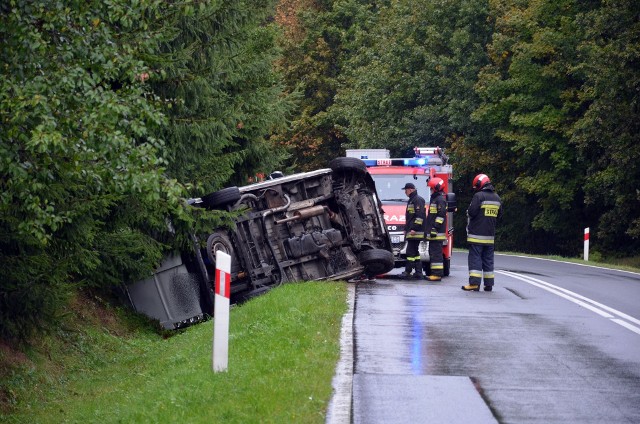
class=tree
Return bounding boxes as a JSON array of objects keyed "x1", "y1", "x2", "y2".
[
  {"x1": 471, "y1": 0, "x2": 596, "y2": 254},
  {"x1": 273, "y1": 0, "x2": 381, "y2": 171},
  {"x1": 1, "y1": 0, "x2": 296, "y2": 340},
  {"x1": 151, "y1": 0, "x2": 294, "y2": 191},
  {"x1": 0, "y1": 0, "x2": 190, "y2": 339},
  {"x1": 332, "y1": 0, "x2": 492, "y2": 157},
  {"x1": 571, "y1": 0, "x2": 640, "y2": 254},
  {"x1": 469, "y1": 0, "x2": 640, "y2": 256}
]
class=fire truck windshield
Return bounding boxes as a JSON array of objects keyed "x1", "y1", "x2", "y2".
[{"x1": 371, "y1": 174, "x2": 430, "y2": 202}]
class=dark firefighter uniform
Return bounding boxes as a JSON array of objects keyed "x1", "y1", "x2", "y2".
[
  {"x1": 465, "y1": 180, "x2": 502, "y2": 290},
  {"x1": 425, "y1": 188, "x2": 447, "y2": 280},
  {"x1": 402, "y1": 183, "x2": 426, "y2": 278}
]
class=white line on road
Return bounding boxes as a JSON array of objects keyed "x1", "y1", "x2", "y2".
[
  {"x1": 326, "y1": 283, "x2": 355, "y2": 424},
  {"x1": 497, "y1": 270, "x2": 640, "y2": 335},
  {"x1": 495, "y1": 253, "x2": 640, "y2": 276},
  {"x1": 611, "y1": 319, "x2": 640, "y2": 336}
]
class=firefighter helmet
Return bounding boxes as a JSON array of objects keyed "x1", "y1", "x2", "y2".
[
  {"x1": 472, "y1": 174, "x2": 490, "y2": 190},
  {"x1": 428, "y1": 177, "x2": 444, "y2": 192}
]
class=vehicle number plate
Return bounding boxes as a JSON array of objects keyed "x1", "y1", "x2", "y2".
[{"x1": 391, "y1": 236, "x2": 402, "y2": 244}]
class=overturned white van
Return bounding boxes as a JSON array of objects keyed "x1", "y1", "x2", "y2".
[{"x1": 127, "y1": 158, "x2": 394, "y2": 328}]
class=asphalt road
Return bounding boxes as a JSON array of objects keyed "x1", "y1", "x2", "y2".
[{"x1": 335, "y1": 251, "x2": 640, "y2": 424}]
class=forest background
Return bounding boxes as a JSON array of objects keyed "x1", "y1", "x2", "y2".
[{"x1": 1, "y1": 0, "x2": 639, "y2": 340}]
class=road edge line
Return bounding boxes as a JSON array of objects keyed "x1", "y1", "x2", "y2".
[{"x1": 325, "y1": 282, "x2": 355, "y2": 424}]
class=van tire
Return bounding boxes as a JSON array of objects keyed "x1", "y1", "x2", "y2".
[
  {"x1": 201, "y1": 187, "x2": 241, "y2": 209},
  {"x1": 329, "y1": 157, "x2": 367, "y2": 174},
  {"x1": 206, "y1": 232, "x2": 239, "y2": 273},
  {"x1": 358, "y1": 248, "x2": 395, "y2": 276}
]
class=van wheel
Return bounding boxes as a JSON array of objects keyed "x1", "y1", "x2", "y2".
[
  {"x1": 206, "y1": 232, "x2": 238, "y2": 273},
  {"x1": 201, "y1": 187, "x2": 241, "y2": 209},
  {"x1": 329, "y1": 157, "x2": 367, "y2": 174},
  {"x1": 358, "y1": 249, "x2": 395, "y2": 276}
]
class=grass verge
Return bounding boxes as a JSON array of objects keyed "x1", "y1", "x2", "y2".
[{"x1": 1, "y1": 281, "x2": 348, "y2": 423}]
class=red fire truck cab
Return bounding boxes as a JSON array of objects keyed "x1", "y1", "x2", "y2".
[{"x1": 346, "y1": 147, "x2": 456, "y2": 276}]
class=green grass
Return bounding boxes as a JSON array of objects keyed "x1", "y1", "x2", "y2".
[{"x1": 1, "y1": 281, "x2": 348, "y2": 424}]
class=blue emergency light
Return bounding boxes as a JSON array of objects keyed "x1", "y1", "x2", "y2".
[{"x1": 405, "y1": 158, "x2": 426, "y2": 166}]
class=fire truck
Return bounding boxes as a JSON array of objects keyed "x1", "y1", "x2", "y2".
[{"x1": 346, "y1": 147, "x2": 456, "y2": 276}]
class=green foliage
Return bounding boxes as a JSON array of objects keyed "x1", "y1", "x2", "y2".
[
  {"x1": 0, "y1": 1, "x2": 188, "y2": 340},
  {"x1": 469, "y1": 0, "x2": 639, "y2": 255},
  {"x1": 331, "y1": 0, "x2": 492, "y2": 156},
  {"x1": 151, "y1": 0, "x2": 295, "y2": 191},
  {"x1": 571, "y1": 0, "x2": 640, "y2": 253},
  {"x1": 273, "y1": 0, "x2": 381, "y2": 171},
  {"x1": 1, "y1": 0, "x2": 295, "y2": 340}
]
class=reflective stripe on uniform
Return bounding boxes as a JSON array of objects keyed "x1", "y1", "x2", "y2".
[
  {"x1": 469, "y1": 270, "x2": 482, "y2": 278},
  {"x1": 435, "y1": 216, "x2": 444, "y2": 224},
  {"x1": 467, "y1": 234, "x2": 494, "y2": 244},
  {"x1": 407, "y1": 256, "x2": 421, "y2": 262},
  {"x1": 407, "y1": 232, "x2": 425, "y2": 239},
  {"x1": 431, "y1": 263, "x2": 443, "y2": 270},
  {"x1": 483, "y1": 272, "x2": 494, "y2": 279}
]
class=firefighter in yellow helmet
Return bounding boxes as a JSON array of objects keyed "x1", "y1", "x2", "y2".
[
  {"x1": 401, "y1": 182, "x2": 426, "y2": 279},
  {"x1": 425, "y1": 177, "x2": 447, "y2": 281},
  {"x1": 463, "y1": 174, "x2": 503, "y2": 291}
]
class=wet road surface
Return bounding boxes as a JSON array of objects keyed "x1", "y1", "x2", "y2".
[{"x1": 349, "y1": 252, "x2": 640, "y2": 424}]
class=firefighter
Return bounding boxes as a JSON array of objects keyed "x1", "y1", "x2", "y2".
[
  {"x1": 463, "y1": 173, "x2": 502, "y2": 291},
  {"x1": 401, "y1": 182, "x2": 426, "y2": 279},
  {"x1": 425, "y1": 177, "x2": 447, "y2": 281}
]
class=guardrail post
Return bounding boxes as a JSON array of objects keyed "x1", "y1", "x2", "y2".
[
  {"x1": 213, "y1": 251, "x2": 231, "y2": 372},
  {"x1": 584, "y1": 227, "x2": 590, "y2": 261}
]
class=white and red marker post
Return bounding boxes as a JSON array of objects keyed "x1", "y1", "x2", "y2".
[
  {"x1": 584, "y1": 227, "x2": 590, "y2": 261},
  {"x1": 213, "y1": 250, "x2": 231, "y2": 372}
]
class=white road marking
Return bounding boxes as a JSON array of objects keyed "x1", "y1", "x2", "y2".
[
  {"x1": 326, "y1": 284, "x2": 355, "y2": 424},
  {"x1": 497, "y1": 270, "x2": 640, "y2": 335},
  {"x1": 611, "y1": 319, "x2": 640, "y2": 336},
  {"x1": 495, "y1": 253, "x2": 640, "y2": 276}
]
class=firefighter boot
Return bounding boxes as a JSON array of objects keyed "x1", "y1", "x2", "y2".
[
  {"x1": 400, "y1": 263, "x2": 413, "y2": 279},
  {"x1": 427, "y1": 275, "x2": 442, "y2": 282},
  {"x1": 412, "y1": 268, "x2": 424, "y2": 280},
  {"x1": 461, "y1": 283, "x2": 480, "y2": 291}
]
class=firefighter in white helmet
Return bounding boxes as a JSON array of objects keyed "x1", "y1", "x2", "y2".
[{"x1": 463, "y1": 174, "x2": 503, "y2": 291}]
